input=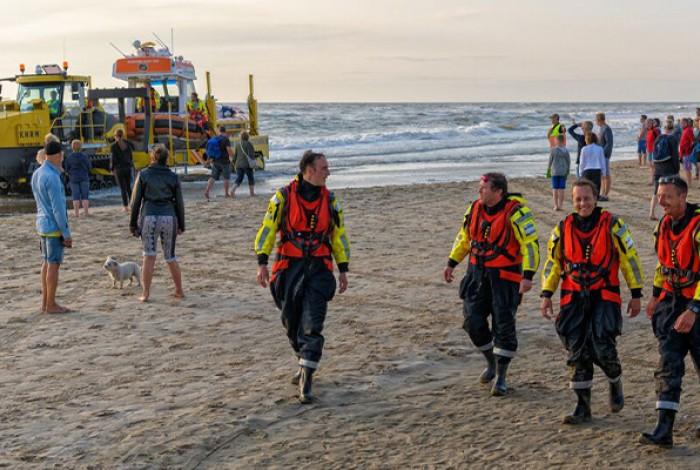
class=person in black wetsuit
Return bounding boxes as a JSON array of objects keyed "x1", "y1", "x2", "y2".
[
  {"x1": 110, "y1": 129, "x2": 136, "y2": 212},
  {"x1": 254, "y1": 150, "x2": 351, "y2": 403}
]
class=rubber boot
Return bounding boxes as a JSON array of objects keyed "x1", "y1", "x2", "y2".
[
  {"x1": 490, "y1": 356, "x2": 510, "y2": 397},
  {"x1": 479, "y1": 348, "x2": 496, "y2": 384},
  {"x1": 563, "y1": 388, "x2": 592, "y2": 424},
  {"x1": 298, "y1": 367, "x2": 315, "y2": 404},
  {"x1": 609, "y1": 378, "x2": 624, "y2": 413},
  {"x1": 291, "y1": 367, "x2": 302, "y2": 385},
  {"x1": 639, "y1": 409, "x2": 675, "y2": 449}
]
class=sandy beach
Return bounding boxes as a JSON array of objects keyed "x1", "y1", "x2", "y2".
[{"x1": 1, "y1": 160, "x2": 699, "y2": 468}]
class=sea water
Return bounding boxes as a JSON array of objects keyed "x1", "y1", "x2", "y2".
[{"x1": 250, "y1": 102, "x2": 697, "y2": 191}]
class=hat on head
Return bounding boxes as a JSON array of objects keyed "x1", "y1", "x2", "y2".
[{"x1": 44, "y1": 140, "x2": 62, "y2": 156}]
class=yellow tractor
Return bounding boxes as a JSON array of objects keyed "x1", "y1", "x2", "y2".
[{"x1": 0, "y1": 63, "x2": 118, "y2": 193}]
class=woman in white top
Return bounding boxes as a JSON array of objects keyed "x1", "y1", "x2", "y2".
[{"x1": 579, "y1": 133, "x2": 606, "y2": 198}]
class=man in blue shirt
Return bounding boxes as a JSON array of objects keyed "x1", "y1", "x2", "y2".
[{"x1": 31, "y1": 140, "x2": 73, "y2": 314}]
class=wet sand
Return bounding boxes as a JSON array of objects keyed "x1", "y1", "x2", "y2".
[{"x1": 1, "y1": 160, "x2": 699, "y2": 468}]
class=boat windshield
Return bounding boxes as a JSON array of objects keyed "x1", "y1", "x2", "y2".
[{"x1": 17, "y1": 83, "x2": 63, "y2": 112}]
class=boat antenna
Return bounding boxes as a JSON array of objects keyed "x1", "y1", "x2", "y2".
[
  {"x1": 110, "y1": 42, "x2": 128, "y2": 57},
  {"x1": 153, "y1": 32, "x2": 170, "y2": 52}
]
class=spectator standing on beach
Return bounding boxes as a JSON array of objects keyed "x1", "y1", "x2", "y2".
[
  {"x1": 579, "y1": 133, "x2": 606, "y2": 198},
  {"x1": 202, "y1": 126, "x2": 233, "y2": 201},
  {"x1": 638, "y1": 115, "x2": 648, "y2": 167},
  {"x1": 254, "y1": 150, "x2": 350, "y2": 403},
  {"x1": 568, "y1": 120, "x2": 593, "y2": 177},
  {"x1": 640, "y1": 176, "x2": 700, "y2": 448},
  {"x1": 547, "y1": 135, "x2": 571, "y2": 211},
  {"x1": 443, "y1": 173, "x2": 540, "y2": 397},
  {"x1": 668, "y1": 115, "x2": 682, "y2": 141},
  {"x1": 649, "y1": 122, "x2": 680, "y2": 220},
  {"x1": 231, "y1": 131, "x2": 257, "y2": 197},
  {"x1": 110, "y1": 129, "x2": 135, "y2": 212},
  {"x1": 541, "y1": 178, "x2": 642, "y2": 425},
  {"x1": 64, "y1": 140, "x2": 91, "y2": 218},
  {"x1": 129, "y1": 145, "x2": 185, "y2": 302},
  {"x1": 596, "y1": 113, "x2": 613, "y2": 201},
  {"x1": 547, "y1": 113, "x2": 566, "y2": 148},
  {"x1": 693, "y1": 118, "x2": 700, "y2": 179},
  {"x1": 646, "y1": 119, "x2": 661, "y2": 184},
  {"x1": 31, "y1": 140, "x2": 72, "y2": 314},
  {"x1": 679, "y1": 118, "x2": 695, "y2": 184}
]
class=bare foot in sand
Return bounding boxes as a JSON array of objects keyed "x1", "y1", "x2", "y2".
[
  {"x1": 172, "y1": 291, "x2": 185, "y2": 299},
  {"x1": 649, "y1": 215, "x2": 658, "y2": 221},
  {"x1": 139, "y1": 291, "x2": 150, "y2": 302},
  {"x1": 45, "y1": 304, "x2": 72, "y2": 314}
]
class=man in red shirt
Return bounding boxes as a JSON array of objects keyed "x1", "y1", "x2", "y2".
[{"x1": 679, "y1": 118, "x2": 695, "y2": 185}]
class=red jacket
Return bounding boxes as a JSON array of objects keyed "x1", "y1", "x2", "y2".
[
  {"x1": 680, "y1": 127, "x2": 695, "y2": 158},
  {"x1": 646, "y1": 128, "x2": 660, "y2": 153}
]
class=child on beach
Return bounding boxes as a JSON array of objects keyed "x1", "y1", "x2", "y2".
[
  {"x1": 638, "y1": 115, "x2": 647, "y2": 167},
  {"x1": 547, "y1": 134, "x2": 571, "y2": 211}
]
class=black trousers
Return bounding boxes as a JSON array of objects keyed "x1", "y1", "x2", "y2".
[
  {"x1": 556, "y1": 291, "x2": 622, "y2": 389},
  {"x1": 271, "y1": 259, "x2": 336, "y2": 369},
  {"x1": 651, "y1": 294, "x2": 700, "y2": 411},
  {"x1": 460, "y1": 264, "x2": 521, "y2": 359},
  {"x1": 581, "y1": 169, "x2": 602, "y2": 197},
  {"x1": 115, "y1": 167, "x2": 133, "y2": 207}
]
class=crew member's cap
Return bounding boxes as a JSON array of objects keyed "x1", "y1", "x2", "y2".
[
  {"x1": 45, "y1": 141, "x2": 62, "y2": 156},
  {"x1": 550, "y1": 113, "x2": 560, "y2": 119}
]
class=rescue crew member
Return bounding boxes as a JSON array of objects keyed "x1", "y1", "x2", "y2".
[
  {"x1": 254, "y1": 150, "x2": 350, "y2": 404},
  {"x1": 641, "y1": 175, "x2": 700, "y2": 448},
  {"x1": 137, "y1": 87, "x2": 161, "y2": 113},
  {"x1": 540, "y1": 178, "x2": 643, "y2": 425},
  {"x1": 443, "y1": 172, "x2": 540, "y2": 396},
  {"x1": 186, "y1": 92, "x2": 208, "y2": 130},
  {"x1": 46, "y1": 90, "x2": 60, "y2": 119},
  {"x1": 548, "y1": 113, "x2": 567, "y2": 148}
]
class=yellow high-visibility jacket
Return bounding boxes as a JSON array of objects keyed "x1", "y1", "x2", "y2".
[
  {"x1": 448, "y1": 195, "x2": 540, "y2": 277},
  {"x1": 254, "y1": 177, "x2": 350, "y2": 268},
  {"x1": 541, "y1": 209, "x2": 643, "y2": 295}
]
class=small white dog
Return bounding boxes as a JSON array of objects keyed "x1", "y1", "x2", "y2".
[{"x1": 103, "y1": 256, "x2": 141, "y2": 289}]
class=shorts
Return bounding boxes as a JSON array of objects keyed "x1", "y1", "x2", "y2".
[
  {"x1": 551, "y1": 175, "x2": 567, "y2": 189},
  {"x1": 647, "y1": 151, "x2": 654, "y2": 163},
  {"x1": 210, "y1": 160, "x2": 231, "y2": 181},
  {"x1": 235, "y1": 168, "x2": 255, "y2": 186},
  {"x1": 141, "y1": 215, "x2": 178, "y2": 262},
  {"x1": 40, "y1": 236, "x2": 64, "y2": 264},
  {"x1": 602, "y1": 158, "x2": 610, "y2": 177},
  {"x1": 637, "y1": 140, "x2": 646, "y2": 154},
  {"x1": 682, "y1": 155, "x2": 693, "y2": 171},
  {"x1": 69, "y1": 180, "x2": 89, "y2": 201}
]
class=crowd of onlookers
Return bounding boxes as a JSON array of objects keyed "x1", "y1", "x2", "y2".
[{"x1": 545, "y1": 109, "x2": 700, "y2": 219}]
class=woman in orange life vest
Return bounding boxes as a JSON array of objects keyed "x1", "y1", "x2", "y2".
[
  {"x1": 254, "y1": 150, "x2": 350, "y2": 404},
  {"x1": 640, "y1": 175, "x2": 700, "y2": 448},
  {"x1": 444, "y1": 172, "x2": 540, "y2": 397},
  {"x1": 540, "y1": 178, "x2": 643, "y2": 425}
]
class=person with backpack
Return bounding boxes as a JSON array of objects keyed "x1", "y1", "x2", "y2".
[
  {"x1": 646, "y1": 118, "x2": 661, "y2": 185},
  {"x1": 649, "y1": 122, "x2": 680, "y2": 220},
  {"x1": 203, "y1": 126, "x2": 233, "y2": 201}
]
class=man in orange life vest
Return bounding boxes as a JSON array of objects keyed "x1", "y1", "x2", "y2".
[
  {"x1": 444, "y1": 173, "x2": 540, "y2": 396},
  {"x1": 640, "y1": 175, "x2": 700, "y2": 448},
  {"x1": 541, "y1": 179, "x2": 643, "y2": 424},
  {"x1": 254, "y1": 150, "x2": 350, "y2": 404}
]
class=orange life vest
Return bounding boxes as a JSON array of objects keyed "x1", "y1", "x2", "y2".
[
  {"x1": 656, "y1": 212, "x2": 700, "y2": 300},
  {"x1": 559, "y1": 211, "x2": 620, "y2": 306},
  {"x1": 271, "y1": 179, "x2": 334, "y2": 281},
  {"x1": 467, "y1": 198, "x2": 523, "y2": 283}
]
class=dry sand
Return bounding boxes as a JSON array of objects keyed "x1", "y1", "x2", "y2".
[{"x1": 1, "y1": 160, "x2": 699, "y2": 468}]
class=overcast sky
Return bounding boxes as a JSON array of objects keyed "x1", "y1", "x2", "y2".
[{"x1": 2, "y1": 0, "x2": 699, "y2": 102}]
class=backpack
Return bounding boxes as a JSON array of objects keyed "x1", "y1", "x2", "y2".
[
  {"x1": 206, "y1": 136, "x2": 224, "y2": 160},
  {"x1": 654, "y1": 134, "x2": 671, "y2": 162}
]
